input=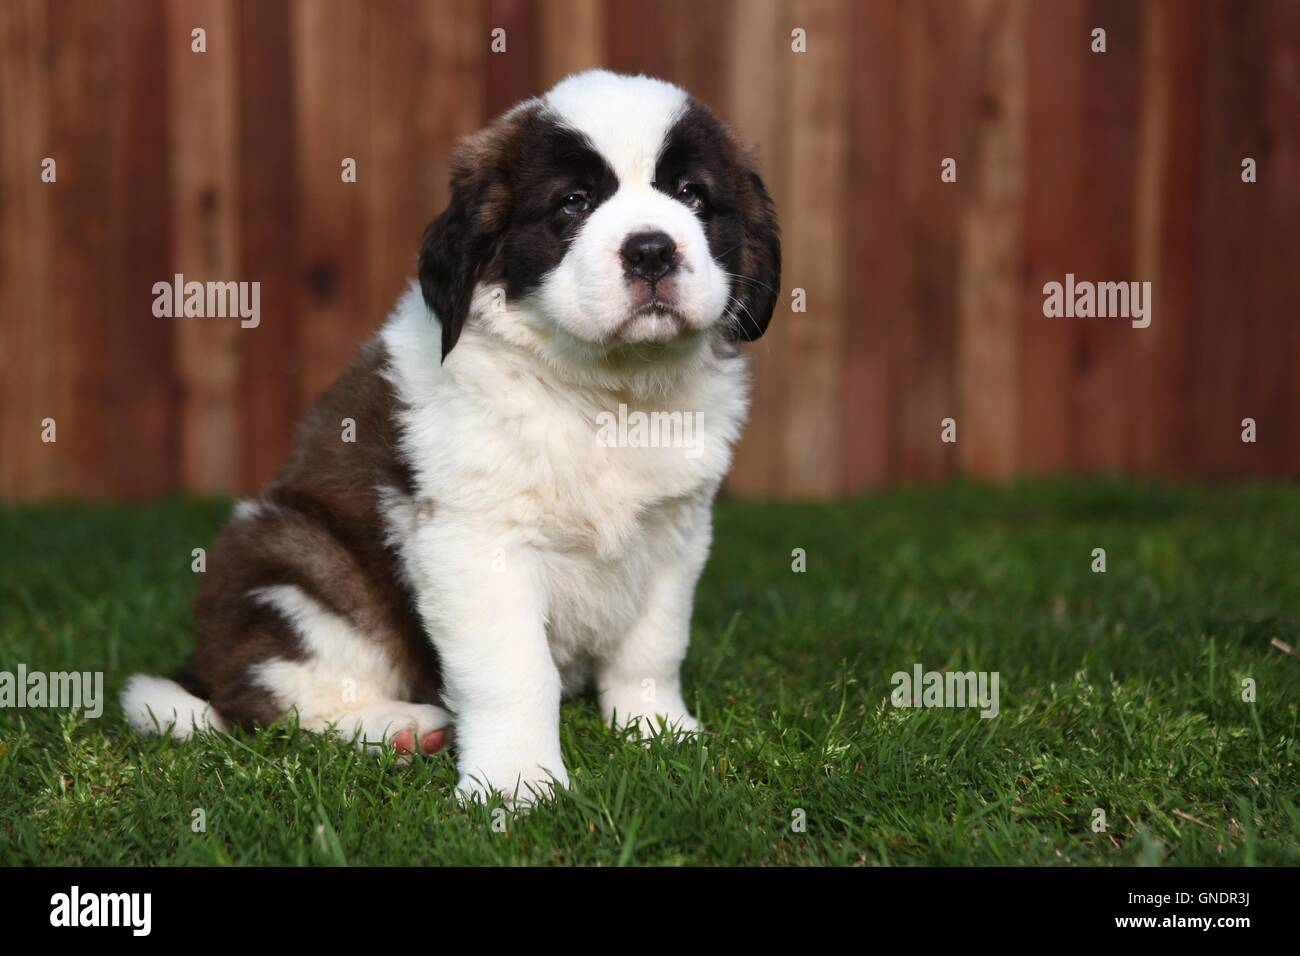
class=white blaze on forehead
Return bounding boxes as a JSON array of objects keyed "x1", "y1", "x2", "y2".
[{"x1": 542, "y1": 70, "x2": 689, "y2": 185}]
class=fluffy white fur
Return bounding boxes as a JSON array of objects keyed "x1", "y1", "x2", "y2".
[
  {"x1": 366, "y1": 71, "x2": 744, "y2": 804},
  {"x1": 122, "y1": 674, "x2": 227, "y2": 739},
  {"x1": 376, "y1": 73, "x2": 750, "y2": 804},
  {"x1": 123, "y1": 71, "x2": 753, "y2": 807},
  {"x1": 379, "y1": 273, "x2": 746, "y2": 803}
]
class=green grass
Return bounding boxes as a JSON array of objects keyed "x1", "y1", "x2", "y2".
[{"x1": 1, "y1": 478, "x2": 1299, "y2": 866}]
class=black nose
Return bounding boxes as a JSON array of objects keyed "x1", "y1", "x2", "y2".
[{"x1": 620, "y1": 231, "x2": 678, "y2": 283}]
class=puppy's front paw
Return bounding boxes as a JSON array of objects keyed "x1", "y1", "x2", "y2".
[
  {"x1": 666, "y1": 711, "x2": 702, "y2": 735},
  {"x1": 630, "y1": 710, "x2": 702, "y2": 740},
  {"x1": 456, "y1": 759, "x2": 570, "y2": 809}
]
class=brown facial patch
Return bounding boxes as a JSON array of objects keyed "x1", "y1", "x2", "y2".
[
  {"x1": 653, "y1": 102, "x2": 781, "y2": 341},
  {"x1": 418, "y1": 105, "x2": 619, "y2": 359},
  {"x1": 185, "y1": 341, "x2": 441, "y2": 730}
]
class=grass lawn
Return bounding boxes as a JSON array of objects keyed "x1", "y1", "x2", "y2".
[{"x1": 1, "y1": 478, "x2": 1298, "y2": 866}]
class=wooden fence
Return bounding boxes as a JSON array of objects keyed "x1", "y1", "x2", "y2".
[{"x1": 1, "y1": 0, "x2": 1296, "y2": 501}]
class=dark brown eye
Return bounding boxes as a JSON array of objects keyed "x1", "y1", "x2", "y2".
[
  {"x1": 676, "y1": 182, "x2": 705, "y2": 211},
  {"x1": 561, "y1": 191, "x2": 592, "y2": 216}
]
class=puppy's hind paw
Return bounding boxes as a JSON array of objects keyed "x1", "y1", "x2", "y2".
[
  {"x1": 316, "y1": 702, "x2": 453, "y2": 763},
  {"x1": 609, "y1": 709, "x2": 703, "y2": 743}
]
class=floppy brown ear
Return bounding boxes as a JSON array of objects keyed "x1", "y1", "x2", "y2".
[
  {"x1": 418, "y1": 130, "x2": 507, "y2": 361},
  {"x1": 726, "y1": 167, "x2": 781, "y2": 342}
]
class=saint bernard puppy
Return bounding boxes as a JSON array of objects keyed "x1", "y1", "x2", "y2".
[{"x1": 122, "y1": 70, "x2": 780, "y2": 805}]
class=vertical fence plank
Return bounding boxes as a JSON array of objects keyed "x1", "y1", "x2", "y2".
[
  {"x1": 49, "y1": 0, "x2": 120, "y2": 498},
  {"x1": 1264, "y1": 0, "x2": 1300, "y2": 476},
  {"x1": 368, "y1": 0, "x2": 425, "y2": 325},
  {"x1": 168, "y1": 0, "x2": 242, "y2": 494},
  {"x1": 238, "y1": 0, "x2": 297, "y2": 492},
  {"x1": 413, "y1": 0, "x2": 488, "y2": 227},
  {"x1": 367, "y1": 0, "x2": 486, "y2": 335},
  {"x1": 1191, "y1": 0, "x2": 1270, "y2": 477},
  {"x1": 108, "y1": 0, "x2": 175, "y2": 499},
  {"x1": 956, "y1": 0, "x2": 1027, "y2": 482},
  {"x1": 724, "y1": 0, "x2": 786, "y2": 498},
  {"x1": 0, "y1": 0, "x2": 55, "y2": 500},
  {"x1": 1241, "y1": 0, "x2": 1298, "y2": 476},
  {"x1": 669, "y1": 0, "x2": 732, "y2": 111},
  {"x1": 841, "y1": 0, "x2": 900, "y2": 491},
  {"x1": 1019, "y1": 0, "x2": 1087, "y2": 476},
  {"x1": 604, "y1": 0, "x2": 671, "y2": 78},
  {"x1": 1131, "y1": 0, "x2": 1202, "y2": 478},
  {"x1": 487, "y1": 0, "x2": 538, "y2": 114},
  {"x1": 539, "y1": 0, "x2": 603, "y2": 89},
  {"x1": 1069, "y1": 0, "x2": 1140, "y2": 474},
  {"x1": 291, "y1": 0, "x2": 369, "y2": 409},
  {"x1": 896, "y1": 0, "x2": 963, "y2": 483},
  {"x1": 780, "y1": 0, "x2": 849, "y2": 496}
]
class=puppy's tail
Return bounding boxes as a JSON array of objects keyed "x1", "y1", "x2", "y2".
[{"x1": 121, "y1": 668, "x2": 227, "y2": 739}]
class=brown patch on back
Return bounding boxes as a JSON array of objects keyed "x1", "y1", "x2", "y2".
[{"x1": 187, "y1": 341, "x2": 440, "y2": 730}]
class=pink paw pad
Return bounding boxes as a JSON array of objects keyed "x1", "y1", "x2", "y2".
[{"x1": 419, "y1": 728, "x2": 450, "y2": 755}]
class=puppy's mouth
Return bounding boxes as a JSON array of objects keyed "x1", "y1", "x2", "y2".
[{"x1": 613, "y1": 300, "x2": 689, "y2": 342}]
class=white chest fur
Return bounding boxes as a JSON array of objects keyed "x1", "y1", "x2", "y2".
[{"x1": 380, "y1": 288, "x2": 748, "y2": 675}]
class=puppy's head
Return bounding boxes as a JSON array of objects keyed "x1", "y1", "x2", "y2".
[{"x1": 419, "y1": 71, "x2": 780, "y2": 363}]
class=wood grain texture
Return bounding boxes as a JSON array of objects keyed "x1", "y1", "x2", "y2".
[
  {"x1": 780, "y1": 0, "x2": 850, "y2": 497},
  {"x1": 366, "y1": 0, "x2": 486, "y2": 349},
  {"x1": 47, "y1": 0, "x2": 118, "y2": 499},
  {"x1": 168, "y1": 0, "x2": 242, "y2": 494},
  {"x1": 723, "y1": 0, "x2": 786, "y2": 497},
  {"x1": 486, "y1": 0, "x2": 538, "y2": 114},
  {"x1": 0, "y1": 1, "x2": 1293, "y2": 501},
  {"x1": 896, "y1": 0, "x2": 963, "y2": 483},
  {"x1": 539, "y1": 0, "x2": 603, "y2": 89},
  {"x1": 1019, "y1": 0, "x2": 1087, "y2": 476},
  {"x1": 841, "y1": 0, "x2": 900, "y2": 491},
  {"x1": 604, "y1": 0, "x2": 671, "y2": 78},
  {"x1": 1069, "y1": 0, "x2": 1141, "y2": 474},
  {"x1": 412, "y1": 0, "x2": 488, "y2": 223},
  {"x1": 1264, "y1": 0, "x2": 1300, "y2": 476},
  {"x1": 0, "y1": 0, "x2": 56, "y2": 500},
  {"x1": 668, "y1": 0, "x2": 732, "y2": 111},
  {"x1": 1191, "y1": 0, "x2": 1270, "y2": 476},
  {"x1": 368, "y1": 0, "x2": 425, "y2": 325},
  {"x1": 238, "y1": 0, "x2": 298, "y2": 491},
  {"x1": 291, "y1": 0, "x2": 369, "y2": 409},
  {"x1": 108, "y1": 0, "x2": 176, "y2": 499},
  {"x1": 1131, "y1": 0, "x2": 1201, "y2": 478},
  {"x1": 956, "y1": 0, "x2": 1027, "y2": 482}
]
